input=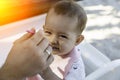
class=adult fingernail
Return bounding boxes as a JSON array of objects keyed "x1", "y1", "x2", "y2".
[{"x1": 26, "y1": 28, "x2": 35, "y2": 34}]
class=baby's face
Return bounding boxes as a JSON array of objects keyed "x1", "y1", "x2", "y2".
[{"x1": 43, "y1": 10, "x2": 78, "y2": 56}]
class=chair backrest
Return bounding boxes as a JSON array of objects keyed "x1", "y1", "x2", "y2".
[
  {"x1": 76, "y1": 40, "x2": 111, "y2": 75},
  {"x1": 85, "y1": 59, "x2": 120, "y2": 80}
]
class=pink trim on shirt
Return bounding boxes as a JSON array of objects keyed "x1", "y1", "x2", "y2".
[{"x1": 63, "y1": 47, "x2": 80, "y2": 78}]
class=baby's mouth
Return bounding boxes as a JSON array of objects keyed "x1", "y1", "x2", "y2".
[{"x1": 52, "y1": 46, "x2": 59, "y2": 51}]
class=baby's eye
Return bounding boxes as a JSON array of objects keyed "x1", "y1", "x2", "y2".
[
  {"x1": 44, "y1": 31, "x2": 51, "y2": 35},
  {"x1": 59, "y1": 35, "x2": 68, "y2": 39}
]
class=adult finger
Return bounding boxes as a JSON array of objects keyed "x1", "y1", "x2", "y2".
[
  {"x1": 43, "y1": 46, "x2": 53, "y2": 61},
  {"x1": 37, "y1": 38, "x2": 50, "y2": 51},
  {"x1": 14, "y1": 28, "x2": 35, "y2": 43},
  {"x1": 45, "y1": 46, "x2": 52, "y2": 55},
  {"x1": 46, "y1": 54, "x2": 54, "y2": 65},
  {"x1": 30, "y1": 29, "x2": 44, "y2": 45},
  {"x1": 46, "y1": 46, "x2": 54, "y2": 64}
]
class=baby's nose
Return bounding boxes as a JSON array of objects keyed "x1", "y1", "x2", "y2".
[{"x1": 50, "y1": 35, "x2": 58, "y2": 44}]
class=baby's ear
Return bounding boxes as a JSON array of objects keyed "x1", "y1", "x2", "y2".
[{"x1": 75, "y1": 35, "x2": 84, "y2": 45}]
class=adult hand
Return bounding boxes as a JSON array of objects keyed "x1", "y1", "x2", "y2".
[{"x1": 0, "y1": 29, "x2": 53, "y2": 80}]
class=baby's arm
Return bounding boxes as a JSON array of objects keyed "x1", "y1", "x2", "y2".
[{"x1": 64, "y1": 58, "x2": 85, "y2": 80}]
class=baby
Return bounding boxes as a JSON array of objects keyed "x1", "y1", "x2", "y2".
[{"x1": 27, "y1": 0, "x2": 87, "y2": 80}]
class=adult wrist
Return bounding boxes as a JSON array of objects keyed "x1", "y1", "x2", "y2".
[
  {"x1": 0, "y1": 64, "x2": 25, "y2": 80},
  {"x1": 40, "y1": 67, "x2": 52, "y2": 79}
]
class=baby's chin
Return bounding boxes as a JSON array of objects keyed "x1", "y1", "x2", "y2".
[
  {"x1": 52, "y1": 51, "x2": 59, "y2": 55},
  {"x1": 52, "y1": 50, "x2": 64, "y2": 56},
  {"x1": 52, "y1": 51, "x2": 68, "y2": 56}
]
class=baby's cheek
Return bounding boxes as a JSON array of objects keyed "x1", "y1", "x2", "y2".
[{"x1": 61, "y1": 46, "x2": 70, "y2": 53}]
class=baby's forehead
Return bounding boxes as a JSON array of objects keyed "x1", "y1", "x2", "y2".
[{"x1": 45, "y1": 23, "x2": 77, "y2": 31}]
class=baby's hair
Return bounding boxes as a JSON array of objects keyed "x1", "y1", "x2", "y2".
[{"x1": 49, "y1": 0, "x2": 87, "y2": 34}]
